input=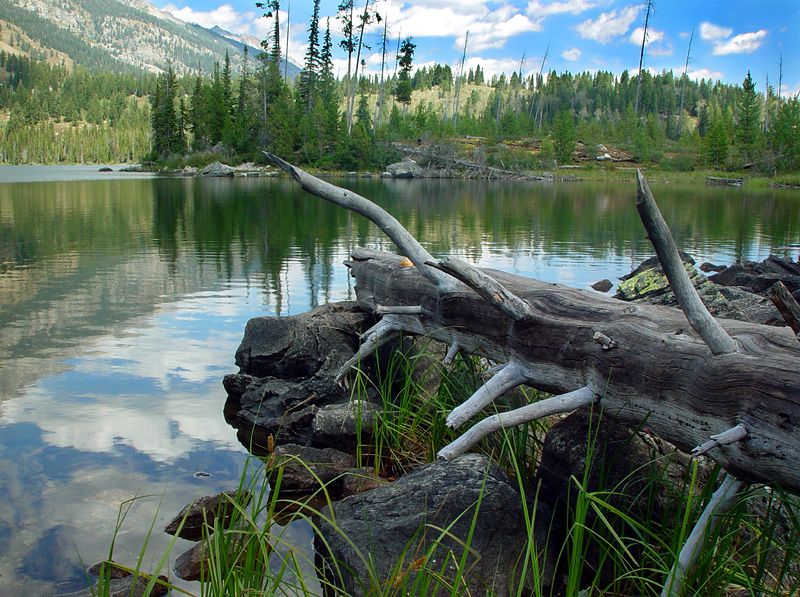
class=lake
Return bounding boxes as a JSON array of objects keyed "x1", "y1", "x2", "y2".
[{"x1": 0, "y1": 167, "x2": 798, "y2": 594}]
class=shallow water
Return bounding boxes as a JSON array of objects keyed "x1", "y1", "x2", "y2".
[{"x1": 0, "y1": 169, "x2": 797, "y2": 594}]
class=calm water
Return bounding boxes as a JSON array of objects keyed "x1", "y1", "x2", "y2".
[{"x1": 0, "y1": 166, "x2": 798, "y2": 594}]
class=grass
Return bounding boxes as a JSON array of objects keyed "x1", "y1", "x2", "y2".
[{"x1": 95, "y1": 344, "x2": 800, "y2": 596}]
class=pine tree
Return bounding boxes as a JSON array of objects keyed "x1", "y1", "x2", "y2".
[
  {"x1": 394, "y1": 37, "x2": 415, "y2": 108},
  {"x1": 736, "y1": 71, "x2": 762, "y2": 163},
  {"x1": 299, "y1": 0, "x2": 321, "y2": 108}
]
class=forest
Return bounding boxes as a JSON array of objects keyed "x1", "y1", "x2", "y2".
[{"x1": 0, "y1": 0, "x2": 798, "y2": 174}]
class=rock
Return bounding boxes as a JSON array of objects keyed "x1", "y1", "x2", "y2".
[
  {"x1": 164, "y1": 490, "x2": 251, "y2": 541},
  {"x1": 386, "y1": 159, "x2": 423, "y2": 179},
  {"x1": 315, "y1": 453, "x2": 528, "y2": 596},
  {"x1": 709, "y1": 255, "x2": 800, "y2": 297},
  {"x1": 267, "y1": 444, "x2": 356, "y2": 495},
  {"x1": 699, "y1": 262, "x2": 727, "y2": 273},
  {"x1": 619, "y1": 251, "x2": 695, "y2": 281},
  {"x1": 226, "y1": 303, "x2": 381, "y2": 451},
  {"x1": 615, "y1": 256, "x2": 782, "y2": 324},
  {"x1": 56, "y1": 562, "x2": 168, "y2": 597},
  {"x1": 179, "y1": 165, "x2": 197, "y2": 176},
  {"x1": 380, "y1": 171, "x2": 392, "y2": 178},
  {"x1": 591, "y1": 279, "x2": 613, "y2": 292},
  {"x1": 200, "y1": 161, "x2": 235, "y2": 176},
  {"x1": 534, "y1": 410, "x2": 709, "y2": 590},
  {"x1": 346, "y1": 171, "x2": 358, "y2": 177},
  {"x1": 235, "y1": 302, "x2": 370, "y2": 379},
  {"x1": 312, "y1": 400, "x2": 381, "y2": 448},
  {"x1": 222, "y1": 373, "x2": 258, "y2": 397},
  {"x1": 174, "y1": 540, "x2": 207, "y2": 581},
  {"x1": 340, "y1": 467, "x2": 388, "y2": 497},
  {"x1": 361, "y1": 172, "x2": 373, "y2": 178},
  {"x1": 98, "y1": 166, "x2": 113, "y2": 172}
]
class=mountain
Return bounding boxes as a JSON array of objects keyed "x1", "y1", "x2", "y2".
[{"x1": 0, "y1": 0, "x2": 301, "y2": 77}]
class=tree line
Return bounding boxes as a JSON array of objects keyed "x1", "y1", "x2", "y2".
[{"x1": 1, "y1": 0, "x2": 798, "y2": 174}]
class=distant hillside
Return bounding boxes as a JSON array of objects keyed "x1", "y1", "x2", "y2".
[{"x1": 0, "y1": 0, "x2": 301, "y2": 77}]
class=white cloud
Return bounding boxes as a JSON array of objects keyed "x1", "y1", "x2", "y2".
[
  {"x1": 576, "y1": 4, "x2": 643, "y2": 44},
  {"x1": 712, "y1": 29, "x2": 768, "y2": 55},
  {"x1": 162, "y1": 3, "x2": 255, "y2": 34},
  {"x1": 629, "y1": 26, "x2": 663, "y2": 46},
  {"x1": 687, "y1": 67, "x2": 724, "y2": 81},
  {"x1": 562, "y1": 47, "x2": 582, "y2": 61},
  {"x1": 464, "y1": 56, "x2": 534, "y2": 79},
  {"x1": 527, "y1": 0, "x2": 597, "y2": 16},
  {"x1": 699, "y1": 21, "x2": 733, "y2": 41}
]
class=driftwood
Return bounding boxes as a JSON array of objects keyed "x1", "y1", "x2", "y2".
[
  {"x1": 769, "y1": 280, "x2": 800, "y2": 339},
  {"x1": 264, "y1": 153, "x2": 799, "y2": 593},
  {"x1": 396, "y1": 144, "x2": 554, "y2": 181}
]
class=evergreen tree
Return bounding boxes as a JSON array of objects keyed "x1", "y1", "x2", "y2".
[
  {"x1": 771, "y1": 97, "x2": 800, "y2": 172},
  {"x1": 552, "y1": 108, "x2": 575, "y2": 164},
  {"x1": 150, "y1": 63, "x2": 181, "y2": 158},
  {"x1": 705, "y1": 109, "x2": 730, "y2": 168},
  {"x1": 735, "y1": 71, "x2": 762, "y2": 163},
  {"x1": 299, "y1": 0, "x2": 321, "y2": 108},
  {"x1": 394, "y1": 37, "x2": 415, "y2": 108}
]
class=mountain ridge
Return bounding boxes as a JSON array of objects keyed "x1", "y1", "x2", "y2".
[{"x1": 0, "y1": 0, "x2": 300, "y2": 77}]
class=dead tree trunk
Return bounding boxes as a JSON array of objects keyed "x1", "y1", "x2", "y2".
[
  {"x1": 263, "y1": 152, "x2": 800, "y2": 593},
  {"x1": 264, "y1": 152, "x2": 800, "y2": 492}
]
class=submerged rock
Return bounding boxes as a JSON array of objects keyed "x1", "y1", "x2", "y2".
[
  {"x1": 315, "y1": 453, "x2": 528, "y2": 596},
  {"x1": 164, "y1": 490, "x2": 251, "y2": 541},
  {"x1": 56, "y1": 562, "x2": 168, "y2": 597},
  {"x1": 266, "y1": 444, "x2": 356, "y2": 496},
  {"x1": 591, "y1": 279, "x2": 613, "y2": 292}
]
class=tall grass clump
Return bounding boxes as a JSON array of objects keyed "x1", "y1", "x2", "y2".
[{"x1": 96, "y1": 344, "x2": 800, "y2": 596}]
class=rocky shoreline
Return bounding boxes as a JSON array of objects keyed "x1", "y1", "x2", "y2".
[{"x1": 63, "y1": 253, "x2": 800, "y2": 595}]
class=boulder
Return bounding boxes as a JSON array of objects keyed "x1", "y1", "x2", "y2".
[
  {"x1": 200, "y1": 161, "x2": 235, "y2": 176},
  {"x1": 164, "y1": 490, "x2": 251, "y2": 541},
  {"x1": 386, "y1": 159, "x2": 423, "y2": 179},
  {"x1": 709, "y1": 255, "x2": 800, "y2": 297},
  {"x1": 98, "y1": 166, "x2": 113, "y2": 172},
  {"x1": 56, "y1": 562, "x2": 168, "y2": 597},
  {"x1": 266, "y1": 444, "x2": 356, "y2": 495},
  {"x1": 315, "y1": 453, "x2": 528, "y2": 596},
  {"x1": 312, "y1": 400, "x2": 381, "y2": 448},
  {"x1": 591, "y1": 279, "x2": 613, "y2": 292},
  {"x1": 173, "y1": 533, "x2": 258, "y2": 582},
  {"x1": 340, "y1": 467, "x2": 388, "y2": 497},
  {"x1": 616, "y1": 255, "x2": 782, "y2": 324}
]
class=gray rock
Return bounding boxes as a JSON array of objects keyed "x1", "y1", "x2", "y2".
[
  {"x1": 380, "y1": 171, "x2": 392, "y2": 178},
  {"x1": 222, "y1": 373, "x2": 258, "y2": 397},
  {"x1": 315, "y1": 453, "x2": 528, "y2": 596},
  {"x1": 699, "y1": 262, "x2": 727, "y2": 273},
  {"x1": 164, "y1": 490, "x2": 251, "y2": 541},
  {"x1": 98, "y1": 166, "x2": 113, "y2": 172},
  {"x1": 312, "y1": 400, "x2": 381, "y2": 447},
  {"x1": 173, "y1": 533, "x2": 251, "y2": 581},
  {"x1": 200, "y1": 161, "x2": 235, "y2": 176},
  {"x1": 386, "y1": 159, "x2": 423, "y2": 179},
  {"x1": 591, "y1": 279, "x2": 613, "y2": 292},
  {"x1": 267, "y1": 444, "x2": 356, "y2": 495},
  {"x1": 340, "y1": 467, "x2": 388, "y2": 497},
  {"x1": 616, "y1": 256, "x2": 782, "y2": 324},
  {"x1": 55, "y1": 562, "x2": 168, "y2": 597},
  {"x1": 179, "y1": 165, "x2": 198, "y2": 176}
]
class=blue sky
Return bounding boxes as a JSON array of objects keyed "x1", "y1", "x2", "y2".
[{"x1": 157, "y1": 0, "x2": 799, "y2": 96}]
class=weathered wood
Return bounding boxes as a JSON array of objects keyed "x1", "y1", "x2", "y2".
[
  {"x1": 270, "y1": 160, "x2": 800, "y2": 494},
  {"x1": 768, "y1": 280, "x2": 800, "y2": 339},
  {"x1": 438, "y1": 387, "x2": 598, "y2": 460},
  {"x1": 264, "y1": 152, "x2": 455, "y2": 290},
  {"x1": 661, "y1": 474, "x2": 746, "y2": 597},
  {"x1": 346, "y1": 249, "x2": 800, "y2": 492},
  {"x1": 636, "y1": 170, "x2": 737, "y2": 355},
  {"x1": 447, "y1": 362, "x2": 533, "y2": 429}
]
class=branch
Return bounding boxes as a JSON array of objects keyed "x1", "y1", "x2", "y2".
[
  {"x1": 636, "y1": 170, "x2": 736, "y2": 355},
  {"x1": 438, "y1": 387, "x2": 598, "y2": 460},
  {"x1": 661, "y1": 474, "x2": 746, "y2": 597},
  {"x1": 768, "y1": 281, "x2": 800, "y2": 340},
  {"x1": 336, "y1": 317, "x2": 401, "y2": 384},
  {"x1": 691, "y1": 423, "x2": 748, "y2": 457},
  {"x1": 263, "y1": 152, "x2": 456, "y2": 291},
  {"x1": 429, "y1": 256, "x2": 535, "y2": 321},
  {"x1": 446, "y1": 362, "x2": 532, "y2": 429}
]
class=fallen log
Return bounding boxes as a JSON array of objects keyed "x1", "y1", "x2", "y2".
[
  {"x1": 265, "y1": 153, "x2": 800, "y2": 593},
  {"x1": 264, "y1": 152, "x2": 800, "y2": 494}
]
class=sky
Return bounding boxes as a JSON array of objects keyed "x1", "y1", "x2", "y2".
[{"x1": 156, "y1": 0, "x2": 800, "y2": 96}]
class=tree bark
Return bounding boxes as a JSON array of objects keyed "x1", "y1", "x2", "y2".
[
  {"x1": 264, "y1": 153, "x2": 800, "y2": 495},
  {"x1": 346, "y1": 248, "x2": 800, "y2": 493}
]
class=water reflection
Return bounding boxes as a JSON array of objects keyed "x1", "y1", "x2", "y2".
[{"x1": 0, "y1": 171, "x2": 797, "y2": 592}]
